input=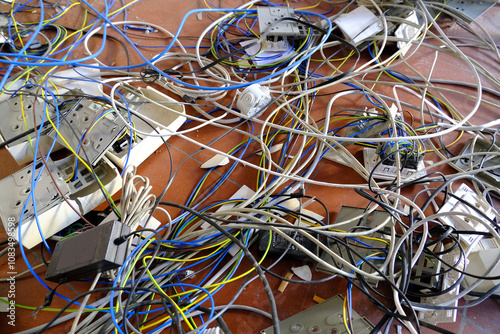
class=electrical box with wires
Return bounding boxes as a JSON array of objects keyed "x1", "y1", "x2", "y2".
[
  {"x1": 45, "y1": 220, "x2": 131, "y2": 283},
  {"x1": 316, "y1": 206, "x2": 393, "y2": 286},
  {"x1": 363, "y1": 146, "x2": 426, "y2": 181},
  {"x1": 257, "y1": 7, "x2": 308, "y2": 51},
  {"x1": 257, "y1": 229, "x2": 318, "y2": 261}
]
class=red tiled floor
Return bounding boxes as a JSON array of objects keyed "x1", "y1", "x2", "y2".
[
  {"x1": 462, "y1": 319, "x2": 498, "y2": 334},
  {"x1": 464, "y1": 297, "x2": 500, "y2": 331}
]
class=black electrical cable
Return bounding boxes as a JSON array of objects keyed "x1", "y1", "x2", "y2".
[
  {"x1": 197, "y1": 306, "x2": 232, "y2": 334},
  {"x1": 0, "y1": 117, "x2": 55, "y2": 149},
  {"x1": 196, "y1": 208, "x2": 424, "y2": 332}
]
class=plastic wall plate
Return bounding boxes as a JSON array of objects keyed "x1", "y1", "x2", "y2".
[
  {"x1": 105, "y1": 86, "x2": 186, "y2": 169},
  {"x1": 257, "y1": 6, "x2": 307, "y2": 38},
  {"x1": 261, "y1": 295, "x2": 374, "y2": 334},
  {"x1": 48, "y1": 99, "x2": 126, "y2": 166},
  {"x1": 0, "y1": 159, "x2": 70, "y2": 229},
  {"x1": 363, "y1": 147, "x2": 426, "y2": 181},
  {"x1": 426, "y1": 0, "x2": 496, "y2": 20}
]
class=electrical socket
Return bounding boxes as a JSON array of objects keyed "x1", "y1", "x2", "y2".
[
  {"x1": 437, "y1": 183, "x2": 496, "y2": 247},
  {"x1": 363, "y1": 147, "x2": 426, "y2": 181},
  {"x1": 419, "y1": 247, "x2": 461, "y2": 324},
  {"x1": 48, "y1": 99, "x2": 126, "y2": 166},
  {"x1": 0, "y1": 159, "x2": 70, "y2": 229},
  {"x1": 453, "y1": 138, "x2": 500, "y2": 189},
  {"x1": 51, "y1": 155, "x2": 115, "y2": 195},
  {"x1": 257, "y1": 6, "x2": 307, "y2": 39},
  {"x1": 105, "y1": 85, "x2": 186, "y2": 169},
  {"x1": 410, "y1": 243, "x2": 443, "y2": 290},
  {"x1": 0, "y1": 89, "x2": 56, "y2": 146}
]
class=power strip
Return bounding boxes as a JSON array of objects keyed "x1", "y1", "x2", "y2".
[
  {"x1": 0, "y1": 158, "x2": 70, "y2": 229},
  {"x1": 106, "y1": 85, "x2": 186, "y2": 169},
  {"x1": 0, "y1": 89, "x2": 63, "y2": 165},
  {"x1": 49, "y1": 99, "x2": 126, "y2": 166}
]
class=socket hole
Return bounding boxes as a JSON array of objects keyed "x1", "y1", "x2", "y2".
[
  {"x1": 23, "y1": 188, "x2": 30, "y2": 194},
  {"x1": 15, "y1": 200, "x2": 21, "y2": 207}
]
